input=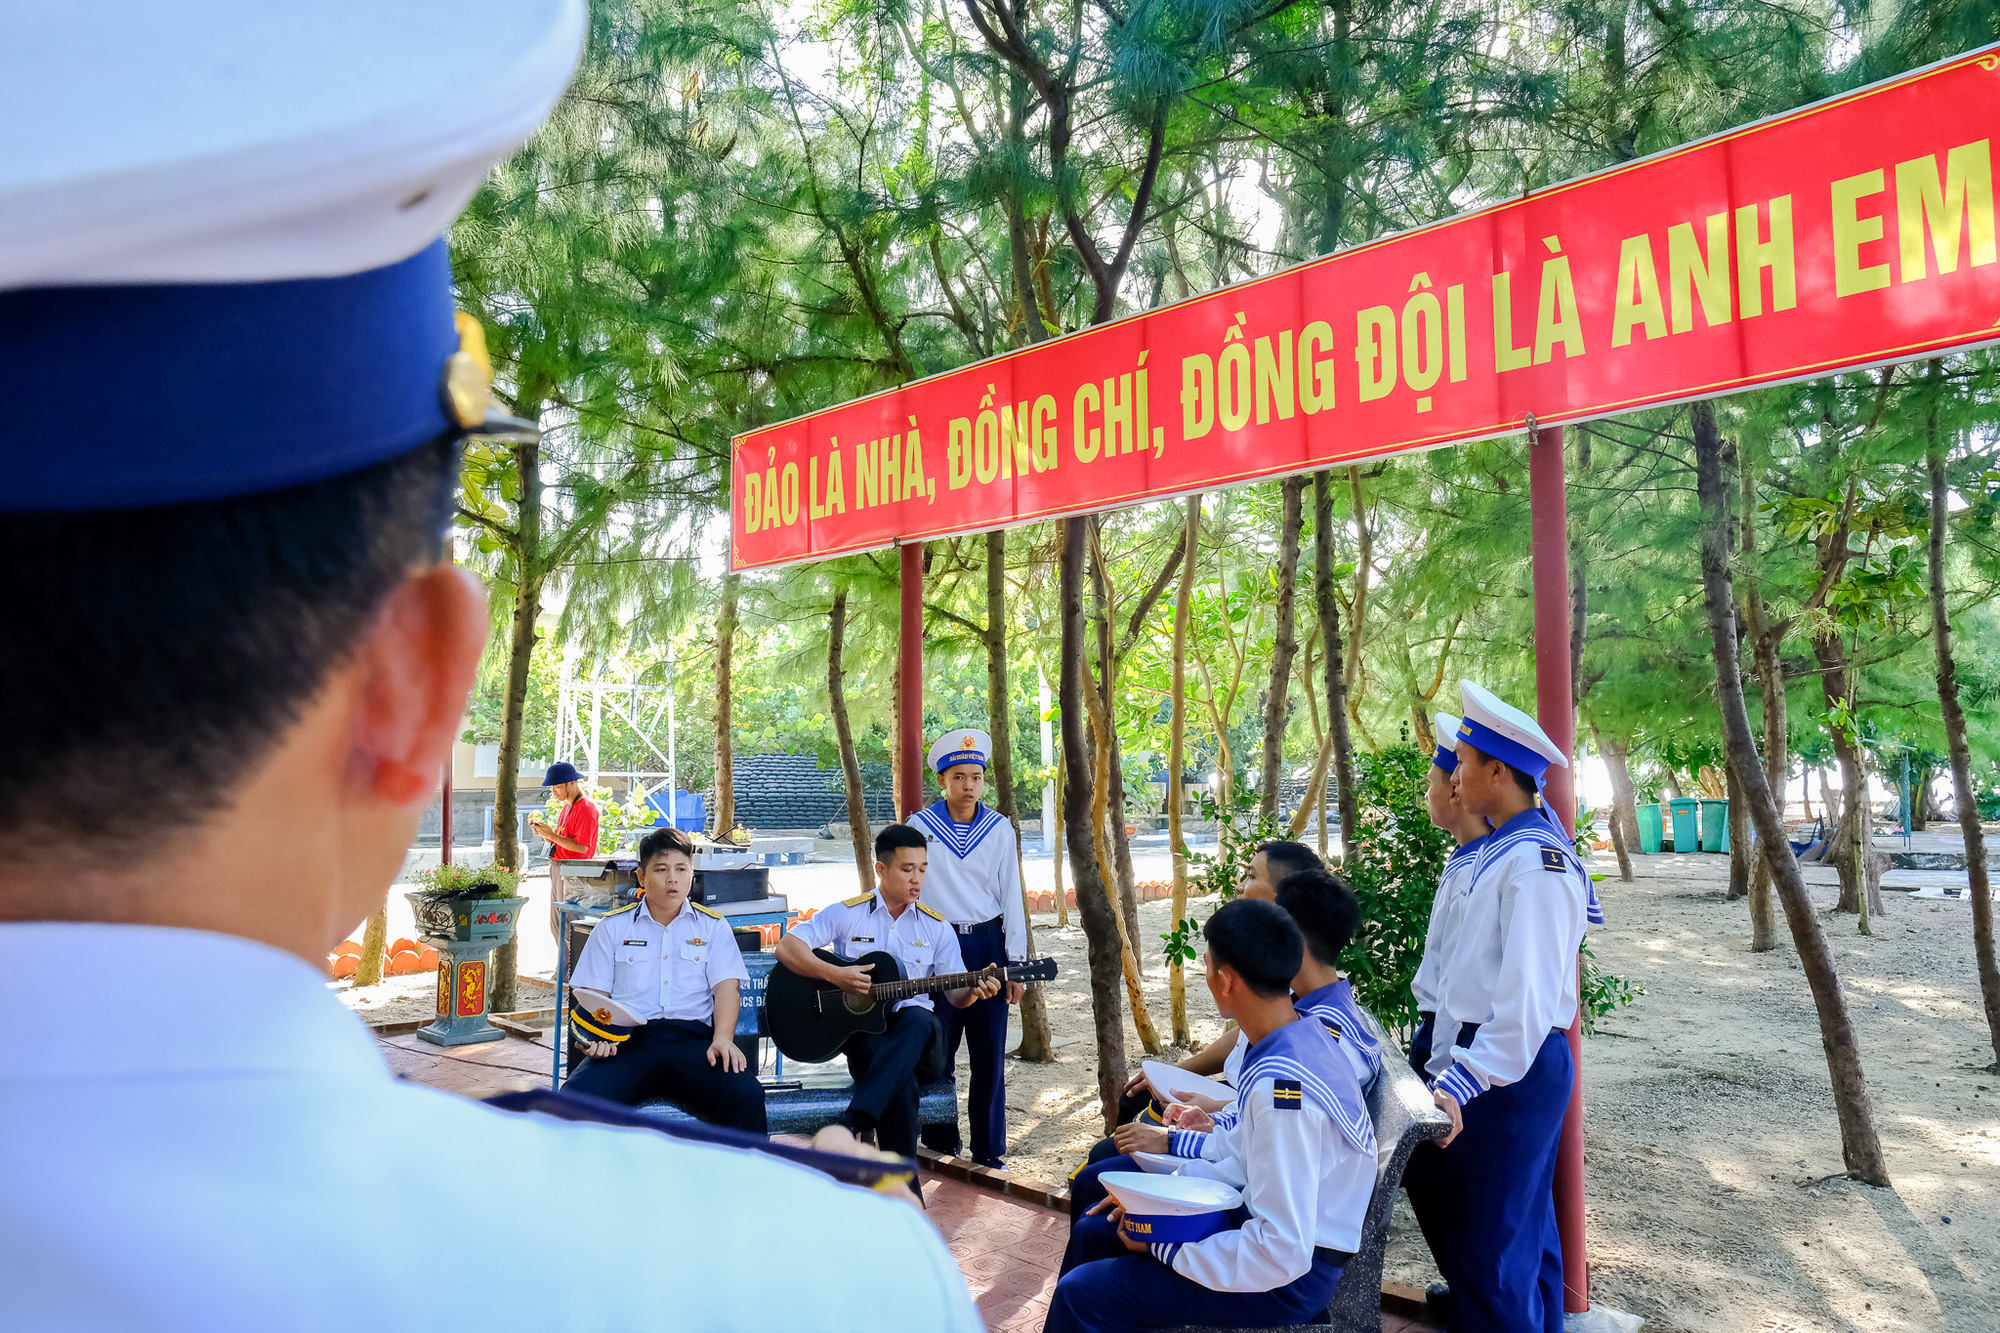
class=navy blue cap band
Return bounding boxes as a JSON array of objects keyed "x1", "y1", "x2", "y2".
[
  {"x1": 4, "y1": 242, "x2": 458, "y2": 512},
  {"x1": 1457, "y1": 718, "x2": 1551, "y2": 782}
]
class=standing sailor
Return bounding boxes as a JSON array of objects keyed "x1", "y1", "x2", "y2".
[
  {"x1": 0, "y1": 6, "x2": 981, "y2": 1327},
  {"x1": 1402, "y1": 683, "x2": 1592, "y2": 1333},
  {"x1": 911, "y1": 727, "x2": 1027, "y2": 1168},
  {"x1": 1407, "y1": 714, "x2": 1490, "y2": 1078}
]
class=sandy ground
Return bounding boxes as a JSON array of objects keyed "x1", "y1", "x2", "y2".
[{"x1": 337, "y1": 831, "x2": 1999, "y2": 1331}]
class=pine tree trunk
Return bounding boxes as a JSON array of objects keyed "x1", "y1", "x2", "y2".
[
  {"x1": 828, "y1": 586, "x2": 873, "y2": 888},
  {"x1": 1092, "y1": 536, "x2": 1142, "y2": 953},
  {"x1": 1052, "y1": 751, "x2": 1069, "y2": 927},
  {"x1": 1747, "y1": 626, "x2": 1785, "y2": 952},
  {"x1": 1591, "y1": 721, "x2": 1638, "y2": 883},
  {"x1": 1928, "y1": 444, "x2": 2000, "y2": 1069},
  {"x1": 489, "y1": 434, "x2": 544, "y2": 1016},
  {"x1": 711, "y1": 572, "x2": 740, "y2": 836},
  {"x1": 354, "y1": 905, "x2": 390, "y2": 987},
  {"x1": 1260, "y1": 477, "x2": 1304, "y2": 818},
  {"x1": 1169, "y1": 495, "x2": 1198, "y2": 1045},
  {"x1": 1815, "y1": 634, "x2": 1881, "y2": 927},
  {"x1": 1060, "y1": 517, "x2": 1129, "y2": 1130},
  {"x1": 1342, "y1": 467, "x2": 1372, "y2": 738},
  {"x1": 990, "y1": 530, "x2": 1054, "y2": 1062},
  {"x1": 1314, "y1": 472, "x2": 1360, "y2": 858},
  {"x1": 1693, "y1": 401, "x2": 1889, "y2": 1185},
  {"x1": 1726, "y1": 756, "x2": 1751, "y2": 899}
]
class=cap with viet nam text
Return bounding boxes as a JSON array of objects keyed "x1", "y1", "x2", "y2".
[
  {"x1": 928, "y1": 729, "x2": 992, "y2": 775},
  {"x1": 0, "y1": 0, "x2": 585, "y2": 514}
]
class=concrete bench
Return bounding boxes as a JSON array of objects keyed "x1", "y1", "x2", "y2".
[
  {"x1": 1166, "y1": 1006, "x2": 1450, "y2": 1333},
  {"x1": 622, "y1": 951, "x2": 958, "y2": 1138}
]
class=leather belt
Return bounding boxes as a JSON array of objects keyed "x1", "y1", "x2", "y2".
[{"x1": 953, "y1": 914, "x2": 1003, "y2": 935}]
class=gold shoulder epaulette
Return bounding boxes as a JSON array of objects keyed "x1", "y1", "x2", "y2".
[
  {"x1": 690, "y1": 900, "x2": 723, "y2": 919},
  {"x1": 842, "y1": 892, "x2": 876, "y2": 908},
  {"x1": 916, "y1": 901, "x2": 946, "y2": 921},
  {"x1": 602, "y1": 901, "x2": 640, "y2": 917}
]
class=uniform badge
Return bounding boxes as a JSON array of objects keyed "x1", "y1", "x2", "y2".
[
  {"x1": 1272, "y1": 1079, "x2": 1303, "y2": 1110},
  {"x1": 688, "y1": 938, "x2": 706, "y2": 947},
  {"x1": 1541, "y1": 848, "x2": 1567, "y2": 871}
]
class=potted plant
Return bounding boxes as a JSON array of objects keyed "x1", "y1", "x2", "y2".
[{"x1": 405, "y1": 862, "x2": 527, "y2": 945}]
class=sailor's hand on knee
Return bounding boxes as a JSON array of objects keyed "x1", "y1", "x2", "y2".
[
  {"x1": 587, "y1": 1040, "x2": 616, "y2": 1059},
  {"x1": 831, "y1": 963, "x2": 874, "y2": 996},
  {"x1": 1432, "y1": 1087, "x2": 1464, "y2": 1146},
  {"x1": 1122, "y1": 1068, "x2": 1149, "y2": 1097},
  {"x1": 707, "y1": 1039, "x2": 746, "y2": 1073},
  {"x1": 1113, "y1": 1120, "x2": 1170, "y2": 1155}
]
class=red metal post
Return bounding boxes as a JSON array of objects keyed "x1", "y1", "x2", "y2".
[
  {"x1": 1530, "y1": 423, "x2": 1590, "y2": 1313},
  {"x1": 441, "y1": 762, "x2": 453, "y2": 865},
  {"x1": 898, "y1": 541, "x2": 925, "y2": 819}
]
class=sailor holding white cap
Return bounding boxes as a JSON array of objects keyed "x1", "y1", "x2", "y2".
[
  {"x1": 1044, "y1": 899, "x2": 1373, "y2": 1333},
  {"x1": 1400, "y1": 682, "x2": 1593, "y2": 1333},
  {"x1": 910, "y1": 727, "x2": 1028, "y2": 1168},
  {"x1": 0, "y1": 6, "x2": 979, "y2": 1328}
]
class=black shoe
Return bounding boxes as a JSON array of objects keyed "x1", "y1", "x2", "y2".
[{"x1": 1424, "y1": 1283, "x2": 1454, "y2": 1321}]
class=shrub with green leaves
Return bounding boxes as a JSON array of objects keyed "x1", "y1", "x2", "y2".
[
  {"x1": 1341, "y1": 745, "x2": 1452, "y2": 1040},
  {"x1": 409, "y1": 862, "x2": 523, "y2": 901}
]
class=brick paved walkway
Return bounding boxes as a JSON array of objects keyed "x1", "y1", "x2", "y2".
[{"x1": 379, "y1": 1032, "x2": 1437, "y2": 1333}]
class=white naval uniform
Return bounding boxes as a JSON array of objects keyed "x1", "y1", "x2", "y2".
[
  {"x1": 0, "y1": 923, "x2": 981, "y2": 1333},
  {"x1": 789, "y1": 893, "x2": 967, "y2": 1011},
  {"x1": 908, "y1": 801, "x2": 1027, "y2": 961},
  {"x1": 1428, "y1": 812, "x2": 1589, "y2": 1101},
  {"x1": 1151, "y1": 1017, "x2": 1374, "y2": 1287},
  {"x1": 1410, "y1": 835, "x2": 1486, "y2": 1014},
  {"x1": 570, "y1": 897, "x2": 746, "y2": 1023}
]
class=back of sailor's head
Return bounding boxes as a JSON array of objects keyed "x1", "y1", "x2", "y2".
[{"x1": 0, "y1": 1, "x2": 583, "y2": 859}]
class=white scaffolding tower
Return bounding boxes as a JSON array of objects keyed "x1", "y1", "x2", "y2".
[{"x1": 551, "y1": 645, "x2": 683, "y2": 825}]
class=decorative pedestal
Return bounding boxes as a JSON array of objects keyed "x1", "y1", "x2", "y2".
[{"x1": 408, "y1": 892, "x2": 527, "y2": 1047}]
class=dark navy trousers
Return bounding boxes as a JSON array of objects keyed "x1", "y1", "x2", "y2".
[
  {"x1": 843, "y1": 1003, "x2": 948, "y2": 1158},
  {"x1": 564, "y1": 1019, "x2": 767, "y2": 1134},
  {"x1": 1403, "y1": 1026, "x2": 1573, "y2": 1333},
  {"x1": 921, "y1": 915, "x2": 1009, "y2": 1164},
  {"x1": 1046, "y1": 1206, "x2": 1344, "y2": 1333}
]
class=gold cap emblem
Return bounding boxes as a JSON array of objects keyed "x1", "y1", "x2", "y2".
[{"x1": 441, "y1": 311, "x2": 493, "y2": 428}]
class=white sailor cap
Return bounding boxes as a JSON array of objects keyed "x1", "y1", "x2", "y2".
[
  {"x1": 569, "y1": 987, "x2": 643, "y2": 1045},
  {"x1": 1097, "y1": 1171, "x2": 1242, "y2": 1245},
  {"x1": 1432, "y1": 714, "x2": 1463, "y2": 773},
  {"x1": 929, "y1": 728, "x2": 993, "y2": 774},
  {"x1": 1456, "y1": 681, "x2": 1569, "y2": 779},
  {"x1": 1, "y1": 0, "x2": 584, "y2": 513}
]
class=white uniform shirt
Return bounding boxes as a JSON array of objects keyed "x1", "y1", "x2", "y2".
[
  {"x1": 1170, "y1": 985, "x2": 1378, "y2": 1160},
  {"x1": 791, "y1": 893, "x2": 967, "y2": 1012},
  {"x1": 570, "y1": 897, "x2": 747, "y2": 1025},
  {"x1": 909, "y1": 801, "x2": 1028, "y2": 962},
  {"x1": 0, "y1": 923, "x2": 982, "y2": 1333},
  {"x1": 1158, "y1": 1018, "x2": 1374, "y2": 1288},
  {"x1": 1428, "y1": 810, "x2": 1588, "y2": 1105},
  {"x1": 1410, "y1": 836, "x2": 1485, "y2": 1013}
]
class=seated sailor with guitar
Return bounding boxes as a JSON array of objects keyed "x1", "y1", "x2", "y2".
[
  {"x1": 565, "y1": 826, "x2": 767, "y2": 1133},
  {"x1": 774, "y1": 824, "x2": 1003, "y2": 1157},
  {"x1": 1046, "y1": 898, "x2": 1374, "y2": 1333}
]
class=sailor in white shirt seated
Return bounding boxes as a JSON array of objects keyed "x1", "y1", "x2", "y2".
[
  {"x1": 1045, "y1": 899, "x2": 1374, "y2": 1333},
  {"x1": 1080, "y1": 869, "x2": 1380, "y2": 1210},
  {"x1": 564, "y1": 826, "x2": 766, "y2": 1132},
  {"x1": 776, "y1": 824, "x2": 1002, "y2": 1158},
  {"x1": 1401, "y1": 682, "x2": 1594, "y2": 1333}
]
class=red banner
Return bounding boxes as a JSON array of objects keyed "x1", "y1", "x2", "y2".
[{"x1": 732, "y1": 46, "x2": 2000, "y2": 571}]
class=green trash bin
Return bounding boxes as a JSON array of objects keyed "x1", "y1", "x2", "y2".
[
  {"x1": 1700, "y1": 798, "x2": 1730, "y2": 853},
  {"x1": 1637, "y1": 803, "x2": 1663, "y2": 853},
  {"x1": 1667, "y1": 796, "x2": 1700, "y2": 852}
]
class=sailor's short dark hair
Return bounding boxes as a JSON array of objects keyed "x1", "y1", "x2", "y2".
[
  {"x1": 1203, "y1": 898, "x2": 1303, "y2": 998},
  {"x1": 874, "y1": 823, "x2": 927, "y2": 861},
  {"x1": 1, "y1": 436, "x2": 460, "y2": 858},
  {"x1": 637, "y1": 826, "x2": 695, "y2": 864},
  {"x1": 1276, "y1": 869, "x2": 1363, "y2": 966},
  {"x1": 1256, "y1": 839, "x2": 1323, "y2": 890}
]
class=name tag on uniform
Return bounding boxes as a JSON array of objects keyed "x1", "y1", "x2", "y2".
[
  {"x1": 849, "y1": 935, "x2": 876, "y2": 944},
  {"x1": 622, "y1": 939, "x2": 649, "y2": 947}
]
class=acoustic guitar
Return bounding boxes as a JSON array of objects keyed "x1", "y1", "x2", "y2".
[{"x1": 765, "y1": 948, "x2": 1059, "y2": 1063}]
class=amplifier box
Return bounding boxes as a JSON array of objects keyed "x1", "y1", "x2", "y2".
[{"x1": 694, "y1": 866, "x2": 769, "y2": 905}]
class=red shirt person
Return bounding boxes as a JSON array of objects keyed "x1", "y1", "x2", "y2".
[{"x1": 533, "y1": 761, "x2": 599, "y2": 934}]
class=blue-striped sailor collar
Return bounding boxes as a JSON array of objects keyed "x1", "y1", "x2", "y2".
[
  {"x1": 1293, "y1": 978, "x2": 1380, "y2": 1056},
  {"x1": 1444, "y1": 833, "x2": 1490, "y2": 867},
  {"x1": 913, "y1": 799, "x2": 1006, "y2": 860},
  {"x1": 1236, "y1": 1014, "x2": 1374, "y2": 1153},
  {"x1": 1469, "y1": 809, "x2": 1604, "y2": 923}
]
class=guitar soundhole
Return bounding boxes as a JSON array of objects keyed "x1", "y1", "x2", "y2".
[{"x1": 843, "y1": 992, "x2": 873, "y2": 1014}]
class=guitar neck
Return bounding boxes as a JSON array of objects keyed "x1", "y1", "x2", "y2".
[{"x1": 871, "y1": 963, "x2": 1023, "y2": 1002}]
